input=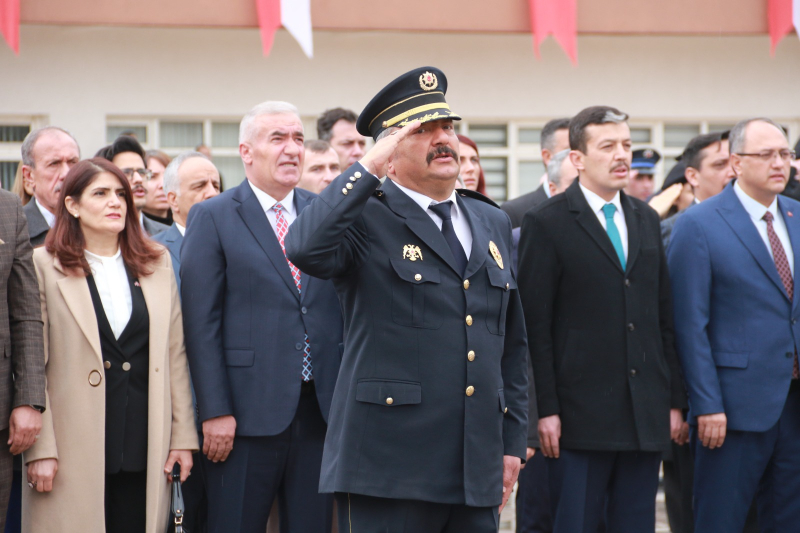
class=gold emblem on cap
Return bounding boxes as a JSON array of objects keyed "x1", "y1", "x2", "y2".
[
  {"x1": 489, "y1": 241, "x2": 504, "y2": 270},
  {"x1": 419, "y1": 71, "x2": 438, "y2": 91},
  {"x1": 403, "y1": 245, "x2": 423, "y2": 262}
]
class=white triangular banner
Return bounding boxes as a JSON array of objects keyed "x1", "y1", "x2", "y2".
[
  {"x1": 794, "y1": 0, "x2": 800, "y2": 40},
  {"x1": 281, "y1": 0, "x2": 313, "y2": 58}
]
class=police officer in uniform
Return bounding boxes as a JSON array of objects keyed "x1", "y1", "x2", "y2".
[{"x1": 286, "y1": 67, "x2": 528, "y2": 532}]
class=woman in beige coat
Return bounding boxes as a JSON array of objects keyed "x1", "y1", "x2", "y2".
[{"x1": 22, "y1": 158, "x2": 198, "y2": 533}]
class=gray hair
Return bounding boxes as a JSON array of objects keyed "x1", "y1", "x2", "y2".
[
  {"x1": 729, "y1": 118, "x2": 786, "y2": 154},
  {"x1": 375, "y1": 126, "x2": 399, "y2": 142},
  {"x1": 239, "y1": 101, "x2": 301, "y2": 144},
  {"x1": 163, "y1": 151, "x2": 211, "y2": 196},
  {"x1": 547, "y1": 149, "x2": 571, "y2": 187},
  {"x1": 21, "y1": 126, "x2": 79, "y2": 167}
]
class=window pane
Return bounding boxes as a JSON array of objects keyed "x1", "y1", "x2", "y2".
[
  {"x1": 212, "y1": 122, "x2": 240, "y2": 148},
  {"x1": 664, "y1": 125, "x2": 700, "y2": 148},
  {"x1": 0, "y1": 125, "x2": 30, "y2": 143},
  {"x1": 518, "y1": 128, "x2": 542, "y2": 144},
  {"x1": 630, "y1": 128, "x2": 652, "y2": 143},
  {"x1": 469, "y1": 125, "x2": 507, "y2": 148},
  {"x1": 481, "y1": 157, "x2": 507, "y2": 202},
  {"x1": 518, "y1": 161, "x2": 545, "y2": 197},
  {"x1": 107, "y1": 126, "x2": 147, "y2": 144},
  {"x1": 708, "y1": 124, "x2": 736, "y2": 134},
  {"x1": 214, "y1": 156, "x2": 245, "y2": 190},
  {"x1": 0, "y1": 161, "x2": 18, "y2": 191},
  {"x1": 160, "y1": 122, "x2": 203, "y2": 149}
]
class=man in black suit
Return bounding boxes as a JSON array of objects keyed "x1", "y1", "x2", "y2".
[
  {"x1": 181, "y1": 101, "x2": 343, "y2": 533},
  {"x1": 502, "y1": 118, "x2": 571, "y2": 229},
  {"x1": 20, "y1": 127, "x2": 81, "y2": 246},
  {"x1": 286, "y1": 66, "x2": 528, "y2": 533},
  {"x1": 518, "y1": 106, "x2": 686, "y2": 532}
]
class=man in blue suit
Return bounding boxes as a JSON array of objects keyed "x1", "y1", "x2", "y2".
[
  {"x1": 181, "y1": 101, "x2": 343, "y2": 533},
  {"x1": 669, "y1": 118, "x2": 800, "y2": 531},
  {"x1": 152, "y1": 150, "x2": 220, "y2": 532}
]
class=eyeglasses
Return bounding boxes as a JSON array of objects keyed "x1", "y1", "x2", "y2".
[
  {"x1": 735, "y1": 150, "x2": 797, "y2": 162},
  {"x1": 121, "y1": 168, "x2": 154, "y2": 181}
]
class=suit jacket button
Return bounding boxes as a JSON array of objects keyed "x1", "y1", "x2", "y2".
[
  {"x1": 463, "y1": 279, "x2": 470, "y2": 290},
  {"x1": 386, "y1": 397, "x2": 393, "y2": 405},
  {"x1": 467, "y1": 350, "x2": 475, "y2": 361},
  {"x1": 787, "y1": 352, "x2": 794, "y2": 358},
  {"x1": 122, "y1": 362, "x2": 131, "y2": 371},
  {"x1": 624, "y1": 279, "x2": 631, "y2": 287},
  {"x1": 346, "y1": 183, "x2": 354, "y2": 190},
  {"x1": 301, "y1": 306, "x2": 308, "y2": 314},
  {"x1": 630, "y1": 368, "x2": 637, "y2": 377},
  {"x1": 104, "y1": 361, "x2": 111, "y2": 369},
  {"x1": 342, "y1": 188, "x2": 348, "y2": 195},
  {"x1": 466, "y1": 315, "x2": 473, "y2": 326},
  {"x1": 354, "y1": 171, "x2": 362, "y2": 178},
  {"x1": 415, "y1": 274, "x2": 422, "y2": 281},
  {"x1": 627, "y1": 323, "x2": 635, "y2": 331},
  {"x1": 296, "y1": 343, "x2": 303, "y2": 350},
  {"x1": 350, "y1": 176, "x2": 357, "y2": 182},
  {"x1": 466, "y1": 386, "x2": 475, "y2": 396},
  {"x1": 88, "y1": 370, "x2": 102, "y2": 387},
  {"x1": 504, "y1": 407, "x2": 508, "y2": 413}
]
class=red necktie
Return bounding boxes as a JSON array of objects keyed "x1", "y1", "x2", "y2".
[{"x1": 763, "y1": 211, "x2": 798, "y2": 379}]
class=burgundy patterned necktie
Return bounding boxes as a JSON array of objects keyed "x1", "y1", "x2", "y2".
[
  {"x1": 273, "y1": 203, "x2": 312, "y2": 382},
  {"x1": 763, "y1": 211, "x2": 798, "y2": 379}
]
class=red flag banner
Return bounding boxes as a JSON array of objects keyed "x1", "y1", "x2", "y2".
[
  {"x1": 768, "y1": 0, "x2": 794, "y2": 54},
  {"x1": 255, "y1": 0, "x2": 281, "y2": 56},
  {"x1": 529, "y1": 0, "x2": 578, "y2": 64},
  {"x1": 0, "y1": 0, "x2": 19, "y2": 54}
]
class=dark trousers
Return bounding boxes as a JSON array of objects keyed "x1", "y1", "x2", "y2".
[
  {"x1": 205, "y1": 381, "x2": 332, "y2": 533},
  {"x1": 0, "y1": 430, "x2": 12, "y2": 531},
  {"x1": 105, "y1": 470, "x2": 147, "y2": 533},
  {"x1": 336, "y1": 492, "x2": 498, "y2": 533},
  {"x1": 4, "y1": 461, "x2": 19, "y2": 533},
  {"x1": 180, "y1": 450, "x2": 208, "y2": 532},
  {"x1": 547, "y1": 449, "x2": 660, "y2": 533},
  {"x1": 692, "y1": 384, "x2": 800, "y2": 533},
  {"x1": 516, "y1": 451, "x2": 552, "y2": 533},
  {"x1": 663, "y1": 441, "x2": 694, "y2": 533}
]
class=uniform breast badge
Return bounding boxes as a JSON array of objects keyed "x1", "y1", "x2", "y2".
[
  {"x1": 489, "y1": 241, "x2": 504, "y2": 269},
  {"x1": 402, "y1": 245, "x2": 424, "y2": 261}
]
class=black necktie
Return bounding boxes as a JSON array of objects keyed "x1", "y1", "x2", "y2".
[{"x1": 429, "y1": 201, "x2": 468, "y2": 275}]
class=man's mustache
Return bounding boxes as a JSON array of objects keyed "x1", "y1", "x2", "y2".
[{"x1": 426, "y1": 146, "x2": 458, "y2": 165}]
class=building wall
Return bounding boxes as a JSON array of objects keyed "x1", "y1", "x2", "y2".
[{"x1": 1, "y1": 25, "x2": 798, "y2": 196}]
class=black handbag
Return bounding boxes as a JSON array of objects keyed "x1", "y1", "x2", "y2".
[{"x1": 171, "y1": 463, "x2": 187, "y2": 533}]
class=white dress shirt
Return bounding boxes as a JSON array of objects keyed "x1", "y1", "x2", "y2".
[
  {"x1": 35, "y1": 199, "x2": 55, "y2": 228},
  {"x1": 176, "y1": 223, "x2": 186, "y2": 236},
  {"x1": 393, "y1": 182, "x2": 473, "y2": 258},
  {"x1": 734, "y1": 180, "x2": 794, "y2": 276},
  {"x1": 249, "y1": 181, "x2": 296, "y2": 235},
  {"x1": 85, "y1": 248, "x2": 132, "y2": 339},
  {"x1": 579, "y1": 182, "x2": 629, "y2": 261}
]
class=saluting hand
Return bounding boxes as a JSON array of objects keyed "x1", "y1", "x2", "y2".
[
  {"x1": 358, "y1": 120, "x2": 422, "y2": 177},
  {"x1": 538, "y1": 414, "x2": 561, "y2": 458},
  {"x1": 203, "y1": 414, "x2": 236, "y2": 463},
  {"x1": 697, "y1": 412, "x2": 727, "y2": 449}
]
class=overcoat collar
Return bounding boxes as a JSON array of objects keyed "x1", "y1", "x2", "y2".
[{"x1": 566, "y1": 180, "x2": 642, "y2": 275}]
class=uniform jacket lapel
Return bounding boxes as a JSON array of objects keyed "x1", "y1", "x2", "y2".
[
  {"x1": 620, "y1": 192, "x2": 642, "y2": 275},
  {"x1": 54, "y1": 259, "x2": 102, "y2": 365},
  {"x1": 457, "y1": 194, "x2": 489, "y2": 279},
  {"x1": 234, "y1": 181, "x2": 301, "y2": 301},
  {"x1": 567, "y1": 182, "x2": 625, "y2": 274},
  {"x1": 717, "y1": 184, "x2": 788, "y2": 300},
  {"x1": 382, "y1": 179, "x2": 463, "y2": 276}
]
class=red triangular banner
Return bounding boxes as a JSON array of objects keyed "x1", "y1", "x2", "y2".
[
  {"x1": 529, "y1": 0, "x2": 577, "y2": 64},
  {"x1": 768, "y1": 0, "x2": 794, "y2": 55},
  {"x1": 255, "y1": 0, "x2": 281, "y2": 56},
  {"x1": 0, "y1": 0, "x2": 19, "y2": 55}
]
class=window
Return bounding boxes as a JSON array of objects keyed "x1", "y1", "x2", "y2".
[
  {"x1": 0, "y1": 125, "x2": 30, "y2": 143},
  {"x1": 160, "y1": 122, "x2": 203, "y2": 149},
  {"x1": 0, "y1": 162, "x2": 18, "y2": 191},
  {"x1": 106, "y1": 125, "x2": 147, "y2": 144}
]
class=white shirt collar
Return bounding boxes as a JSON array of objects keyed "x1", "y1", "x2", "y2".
[
  {"x1": 34, "y1": 198, "x2": 56, "y2": 228},
  {"x1": 579, "y1": 182, "x2": 623, "y2": 216},
  {"x1": 248, "y1": 180, "x2": 296, "y2": 216},
  {"x1": 176, "y1": 223, "x2": 186, "y2": 236},
  {"x1": 734, "y1": 180, "x2": 778, "y2": 222},
  {"x1": 85, "y1": 247, "x2": 122, "y2": 264},
  {"x1": 392, "y1": 180, "x2": 461, "y2": 214}
]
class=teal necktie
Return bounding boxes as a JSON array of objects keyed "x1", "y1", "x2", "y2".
[{"x1": 602, "y1": 203, "x2": 626, "y2": 270}]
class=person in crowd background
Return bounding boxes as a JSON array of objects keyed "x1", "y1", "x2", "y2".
[
  {"x1": 181, "y1": 101, "x2": 343, "y2": 533},
  {"x1": 316, "y1": 108, "x2": 368, "y2": 169},
  {"x1": 20, "y1": 127, "x2": 81, "y2": 247},
  {"x1": 502, "y1": 118, "x2": 571, "y2": 228},
  {"x1": 669, "y1": 118, "x2": 800, "y2": 532},
  {"x1": 624, "y1": 148, "x2": 661, "y2": 201},
  {"x1": 298, "y1": 140, "x2": 341, "y2": 195},
  {"x1": 143, "y1": 150, "x2": 173, "y2": 226},
  {"x1": 23, "y1": 158, "x2": 197, "y2": 532},
  {"x1": 518, "y1": 106, "x2": 685, "y2": 533},
  {"x1": 95, "y1": 136, "x2": 169, "y2": 237},
  {"x1": 457, "y1": 134, "x2": 487, "y2": 195}
]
